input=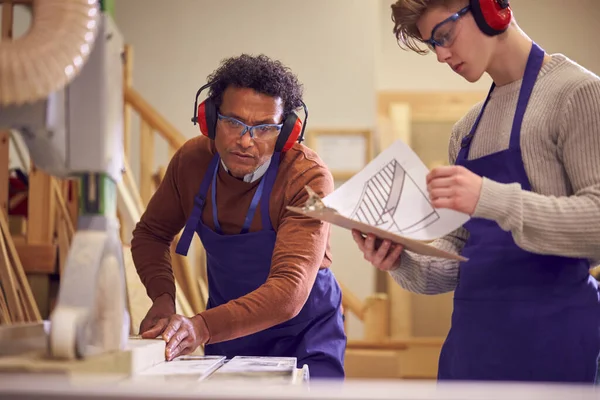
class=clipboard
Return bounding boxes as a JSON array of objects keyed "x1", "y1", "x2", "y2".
[{"x1": 287, "y1": 186, "x2": 467, "y2": 262}]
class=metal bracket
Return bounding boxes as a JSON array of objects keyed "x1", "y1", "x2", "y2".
[{"x1": 302, "y1": 185, "x2": 326, "y2": 212}]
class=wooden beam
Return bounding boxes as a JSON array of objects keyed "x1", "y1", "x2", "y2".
[
  {"x1": 346, "y1": 340, "x2": 408, "y2": 351},
  {"x1": 363, "y1": 294, "x2": 390, "y2": 341},
  {"x1": 0, "y1": 336, "x2": 167, "y2": 375},
  {"x1": 0, "y1": 288, "x2": 12, "y2": 324},
  {"x1": 0, "y1": 227, "x2": 24, "y2": 322},
  {"x1": 12, "y1": 235, "x2": 57, "y2": 274},
  {"x1": 27, "y1": 165, "x2": 55, "y2": 245},
  {"x1": 52, "y1": 180, "x2": 75, "y2": 239},
  {"x1": 1, "y1": 0, "x2": 13, "y2": 39},
  {"x1": 123, "y1": 45, "x2": 133, "y2": 162},
  {"x1": 346, "y1": 337, "x2": 445, "y2": 351},
  {"x1": 339, "y1": 281, "x2": 365, "y2": 321},
  {"x1": 124, "y1": 87, "x2": 186, "y2": 150},
  {"x1": 377, "y1": 91, "x2": 486, "y2": 122},
  {"x1": 0, "y1": 0, "x2": 34, "y2": 4},
  {"x1": 139, "y1": 119, "x2": 154, "y2": 205},
  {"x1": 0, "y1": 131, "x2": 9, "y2": 214},
  {"x1": 0, "y1": 212, "x2": 41, "y2": 321}
]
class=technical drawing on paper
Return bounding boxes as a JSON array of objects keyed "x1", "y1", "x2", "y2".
[{"x1": 349, "y1": 158, "x2": 439, "y2": 235}]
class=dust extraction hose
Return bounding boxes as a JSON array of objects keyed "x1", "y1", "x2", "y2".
[{"x1": 0, "y1": 0, "x2": 100, "y2": 106}]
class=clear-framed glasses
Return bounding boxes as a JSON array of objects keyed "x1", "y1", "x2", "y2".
[
  {"x1": 217, "y1": 112, "x2": 283, "y2": 140},
  {"x1": 423, "y1": 5, "x2": 470, "y2": 50}
]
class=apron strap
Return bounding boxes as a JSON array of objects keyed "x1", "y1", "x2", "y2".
[
  {"x1": 175, "y1": 153, "x2": 220, "y2": 256},
  {"x1": 509, "y1": 42, "x2": 545, "y2": 149},
  {"x1": 239, "y1": 170, "x2": 267, "y2": 235},
  {"x1": 457, "y1": 83, "x2": 495, "y2": 162},
  {"x1": 457, "y1": 41, "x2": 545, "y2": 162},
  {"x1": 212, "y1": 153, "x2": 281, "y2": 235},
  {"x1": 260, "y1": 151, "x2": 281, "y2": 231}
]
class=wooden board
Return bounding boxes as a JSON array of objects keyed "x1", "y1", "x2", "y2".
[
  {"x1": 12, "y1": 235, "x2": 57, "y2": 274},
  {"x1": 287, "y1": 205, "x2": 466, "y2": 262},
  {"x1": 377, "y1": 91, "x2": 486, "y2": 123},
  {"x1": 0, "y1": 335, "x2": 166, "y2": 376}
]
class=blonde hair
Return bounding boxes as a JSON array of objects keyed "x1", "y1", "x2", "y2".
[{"x1": 391, "y1": 0, "x2": 466, "y2": 55}]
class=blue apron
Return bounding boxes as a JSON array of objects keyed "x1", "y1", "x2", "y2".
[
  {"x1": 175, "y1": 151, "x2": 346, "y2": 379},
  {"x1": 438, "y1": 42, "x2": 600, "y2": 383}
]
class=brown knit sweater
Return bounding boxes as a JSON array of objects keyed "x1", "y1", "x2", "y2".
[{"x1": 131, "y1": 136, "x2": 334, "y2": 344}]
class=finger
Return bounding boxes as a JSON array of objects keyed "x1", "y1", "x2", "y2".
[
  {"x1": 370, "y1": 239, "x2": 392, "y2": 267},
  {"x1": 351, "y1": 230, "x2": 366, "y2": 250},
  {"x1": 431, "y1": 197, "x2": 456, "y2": 210},
  {"x1": 379, "y1": 244, "x2": 404, "y2": 271},
  {"x1": 427, "y1": 177, "x2": 455, "y2": 190},
  {"x1": 166, "y1": 336, "x2": 194, "y2": 361},
  {"x1": 426, "y1": 166, "x2": 457, "y2": 183},
  {"x1": 141, "y1": 318, "x2": 168, "y2": 338},
  {"x1": 162, "y1": 317, "x2": 183, "y2": 342},
  {"x1": 364, "y1": 233, "x2": 378, "y2": 252},
  {"x1": 139, "y1": 317, "x2": 155, "y2": 335},
  {"x1": 429, "y1": 188, "x2": 455, "y2": 201},
  {"x1": 166, "y1": 327, "x2": 189, "y2": 359}
]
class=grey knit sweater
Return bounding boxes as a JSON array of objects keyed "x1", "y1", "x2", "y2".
[{"x1": 390, "y1": 53, "x2": 600, "y2": 294}]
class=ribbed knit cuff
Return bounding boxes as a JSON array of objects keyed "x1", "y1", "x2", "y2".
[
  {"x1": 199, "y1": 306, "x2": 234, "y2": 345},
  {"x1": 147, "y1": 277, "x2": 176, "y2": 304},
  {"x1": 473, "y1": 177, "x2": 521, "y2": 225}
]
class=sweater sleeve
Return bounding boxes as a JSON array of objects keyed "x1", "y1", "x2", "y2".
[
  {"x1": 131, "y1": 148, "x2": 187, "y2": 303},
  {"x1": 388, "y1": 123, "x2": 468, "y2": 294},
  {"x1": 199, "y1": 165, "x2": 334, "y2": 344},
  {"x1": 472, "y1": 80, "x2": 600, "y2": 262}
]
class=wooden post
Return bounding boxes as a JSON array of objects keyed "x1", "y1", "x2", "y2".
[
  {"x1": 363, "y1": 293, "x2": 390, "y2": 342},
  {"x1": 27, "y1": 165, "x2": 55, "y2": 245},
  {"x1": 123, "y1": 45, "x2": 133, "y2": 163},
  {"x1": 139, "y1": 120, "x2": 154, "y2": 205},
  {"x1": 0, "y1": 132, "x2": 9, "y2": 214},
  {"x1": 1, "y1": 0, "x2": 14, "y2": 39}
]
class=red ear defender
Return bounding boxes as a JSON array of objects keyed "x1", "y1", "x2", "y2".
[
  {"x1": 196, "y1": 98, "x2": 218, "y2": 139},
  {"x1": 275, "y1": 112, "x2": 304, "y2": 152},
  {"x1": 471, "y1": 0, "x2": 512, "y2": 36},
  {"x1": 197, "y1": 101, "x2": 208, "y2": 137},
  {"x1": 282, "y1": 116, "x2": 303, "y2": 152},
  {"x1": 191, "y1": 82, "x2": 218, "y2": 139}
]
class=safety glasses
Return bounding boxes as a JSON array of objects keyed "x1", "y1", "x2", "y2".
[
  {"x1": 423, "y1": 5, "x2": 471, "y2": 50},
  {"x1": 217, "y1": 113, "x2": 283, "y2": 141}
]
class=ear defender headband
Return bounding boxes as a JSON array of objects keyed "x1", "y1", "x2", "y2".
[
  {"x1": 191, "y1": 82, "x2": 308, "y2": 153},
  {"x1": 470, "y1": 0, "x2": 512, "y2": 36}
]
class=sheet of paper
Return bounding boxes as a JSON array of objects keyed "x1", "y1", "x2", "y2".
[
  {"x1": 323, "y1": 139, "x2": 470, "y2": 241},
  {"x1": 136, "y1": 355, "x2": 226, "y2": 380},
  {"x1": 216, "y1": 356, "x2": 297, "y2": 374}
]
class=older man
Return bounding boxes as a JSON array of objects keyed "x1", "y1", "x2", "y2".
[{"x1": 131, "y1": 54, "x2": 346, "y2": 379}]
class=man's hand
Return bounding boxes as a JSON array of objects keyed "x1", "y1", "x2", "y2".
[
  {"x1": 142, "y1": 314, "x2": 210, "y2": 361},
  {"x1": 139, "y1": 293, "x2": 176, "y2": 335},
  {"x1": 426, "y1": 165, "x2": 483, "y2": 215},
  {"x1": 352, "y1": 230, "x2": 403, "y2": 271}
]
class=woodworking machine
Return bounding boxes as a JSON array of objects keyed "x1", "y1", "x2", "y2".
[{"x1": 0, "y1": 0, "x2": 129, "y2": 360}]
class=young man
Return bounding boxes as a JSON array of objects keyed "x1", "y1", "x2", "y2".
[
  {"x1": 353, "y1": 0, "x2": 600, "y2": 383},
  {"x1": 132, "y1": 54, "x2": 346, "y2": 378}
]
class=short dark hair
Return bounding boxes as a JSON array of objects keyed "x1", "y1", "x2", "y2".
[{"x1": 206, "y1": 54, "x2": 304, "y2": 116}]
